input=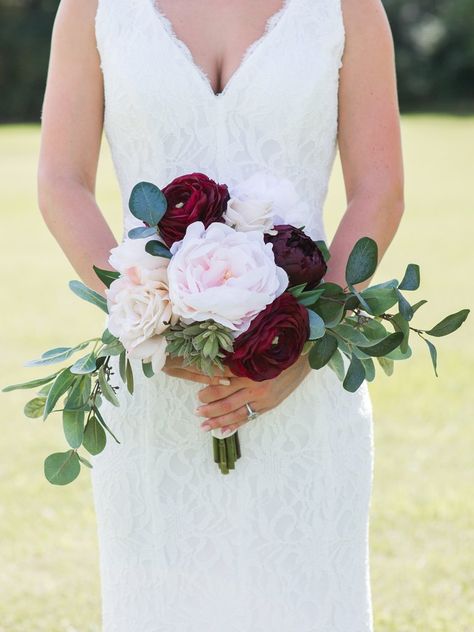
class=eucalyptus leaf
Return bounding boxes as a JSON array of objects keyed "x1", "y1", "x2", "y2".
[
  {"x1": 119, "y1": 350, "x2": 127, "y2": 383},
  {"x1": 343, "y1": 354, "x2": 366, "y2": 392},
  {"x1": 25, "y1": 342, "x2": 89, "y2": 367},
  {"x1": 332, "y1": 323, "x2": 372, "y2": 347},
  {"x1": 361, "y1": 358, "x2": 376, "y2": 382},
  {"x1": 69, "y1": 280, "x2": 108, "y2": 314},
  {"x1": 126, "y1": 360, "x2": 134, "y2": 395},
  {"x1": 44, "y1": 450, "x2": 81, "y2": 486},
  {"x1": 309, "y1": 333, "x2": 338, "y2": 369},
  {"x1": 97, "y1": 341, "x2": 124, "y2": 357},
  {"x1": 328, "y1": 348, "x2": 345, "y2": 381},
  {"x1": 24, "y1": 397, "x2": 46, "y2": 419},
  {"x1": 411, "y1": 299, "x2": 428, "y2": 315},
  {"x1": 2, "y1": 371, "x2": 60, "y2": 393},
  {"x1": 424, "y1": 337, "x2": 438, "y2": 377},
  {"x1": 359, "y1": 286, "x2": 399, "y2": 315},
  {"x1": 357, "y1": 332, "x2": 404, "y2": 357},
  {"x1": 71, "y1": 352, "x2": 97, "y2": 375},
  {"x1": 92, "y1": 265, "x2": 120, "y2": 289},
  {"x1": 63, "y1": 409, "x2": 85, "y2": 449},
  {"x1": 129, "y1": 181, "x2": 167, "y2": 226},
  {"x1": 385, "y1": 344, "x2": 413, "y2": 361},
  {"x1": 390, "y1": 313, "x2": 410, "y2": 354},
  {"x1": 101, "y1": 329, "x2": 117, "y2": 344},
  {"x1": 307, "y1": 310, "x2": 326, "y2": 340},
  {"x1": 83, "y1": 416, "x2": 107, "y2": 456},
  {"x1": 314, "y1": 240, "x2": 331, "y2": 262},
  {"x1": 425, "y1": 309, "x2": 470, "y2": 337},
  {"x1": 345, "y1": 237, "x2": 378, "y2": 286},
  {"x1": 142, "y1": 362, "x2": 154, "y2": 378},
  {"x1": 377, "y1": 356, "x2": 394, "y2": 376},
  {"x1": 399, "y1": 264, "x2": 420, "y2": 291},
  {"x1": 348, "y1": 284, "x2": 373, "y2": 314},
  {"x1": 396, "y1": 288, "x2": 414, "y2": 321},
  {"x1": 312, "y1": 298, "x2": 345, "y2": 328},
  {"x1": 94, "y1": 407, "x2": 121, "y2": 444},
  {"x1": 145, "y1": 240, "x2": 172, "y2": 259},
  {"x1": 77, "y1": 454, "x2": 93, "y2": 468},
  {"x1": 127, "y1": 226, "x2": 158, "y2": 239},
  {"x1": 98, "y1": 367, "x2": 120, "y2": 406},
  {"x1": 43, "y1": 368, "x2": 76, "y2": 420},
  {"x1": 361, "y1": 318, "x2": 388, "y2": 342},
  {"x1": 64, "y1": 375, "x2": 92, "y2": 412},
  {"x1": 297, "y1": 288, "x2": 325, "y2": 307}
]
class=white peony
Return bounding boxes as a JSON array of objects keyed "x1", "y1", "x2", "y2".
[
  {"x1": 228, "y1": 170, "x2": 310, "y2": 229},
  {"x1": 108, "y1": 235, "x2": 164, "y2": 273},
  {"x1": 106, "y1": 262, "x2": 176, "y2": 372},
  {"x1": 167, "y1": 222, "x2": 288, "y2": 333}
]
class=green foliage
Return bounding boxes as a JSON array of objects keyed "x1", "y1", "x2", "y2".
[
  {"x1": 345, "y1": 237, "x2": 378, "y2": 286},
  {"x1": 145, "y1": 240, "x2": 172, "y2": 259},
  {"x1": 92, "y1": 265, "x2": 120, "y2": 288},
  {"x1": 68, "y1": 280, "x2": 108, "y2": 314},
  {"x1": 128, "y1": 182, "x2": 167, "y2": 226},
  {"x1": 44, "y1": 450, "x2": 81, "y2": 486}
]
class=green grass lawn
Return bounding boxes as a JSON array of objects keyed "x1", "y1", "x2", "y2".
[{"x1": 0, "y1": 117, "x2": 473, "y2": 631}]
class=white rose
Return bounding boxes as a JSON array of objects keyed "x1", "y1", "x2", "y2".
[
  {"x1": 167, "y1": 222, "x2": 288, "y2": 333},
  {"x1": 106, "y1": 263, "x2": 176, "y2": 372},
  {"x1": 223, "y1": 197, "x2": 275, "y2": 233},
  {"x1": 108, "y1": 235, "x2": 165, "y2": 273}
]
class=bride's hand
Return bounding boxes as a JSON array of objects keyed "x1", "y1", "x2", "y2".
[
  {"x1": 161, "y1": 355, "x2": 234, "y2": 386},
  {"x1": 194, "y1": 354, "x2": 312, "y2": 435}
]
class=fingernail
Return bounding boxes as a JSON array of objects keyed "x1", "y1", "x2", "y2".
[
  {"x1": 201, "y1": 423, "x2": 211, "y2": 431},
  {"x1": 221, "y1": 427, "x2": 233, "y2": 437},
  {"x1": 194, "y1": 407, "x2": 203, "y2": 415},
  {"x1": 219, "y1": 378, "x2": 231, "y2": 386}
]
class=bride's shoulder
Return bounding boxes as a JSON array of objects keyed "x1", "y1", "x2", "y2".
[
  {"x1": 340, "y1": 0, "x2": 395, "y2": 56},
  {"x1": 52, "y1": 0, "x2": 99, "y2": 35}
]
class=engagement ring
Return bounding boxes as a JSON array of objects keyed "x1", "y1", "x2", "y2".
[{"x1": 245, "y1": 402, "x2": 259, "y2": 421}]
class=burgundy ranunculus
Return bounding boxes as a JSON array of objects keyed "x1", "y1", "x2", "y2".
[
  {"x1": 159, "y1": 173, "x2": 229, "y2": 247},
  {"x1": 225, "y1": 292, "x2": 309, "y2": 381},
  {"x1": 264, "y1": 224, "x2": 327, "y2": 290}
]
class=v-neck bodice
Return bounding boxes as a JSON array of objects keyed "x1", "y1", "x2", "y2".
[
  {"x1": 148, "y1": 0, "x2": 295, "y2": 98},
  {"x1": 95, "y1": 0, "x2": 345, "y2": 241}
]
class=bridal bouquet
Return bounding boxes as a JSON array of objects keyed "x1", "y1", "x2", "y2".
[{"x1": 3, "y1": 172, "x2": 469, "y2": 481}]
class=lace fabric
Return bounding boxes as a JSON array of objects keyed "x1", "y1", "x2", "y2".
[{"x1": 92, "y1": 1, "x2": 374, "y2": 630}]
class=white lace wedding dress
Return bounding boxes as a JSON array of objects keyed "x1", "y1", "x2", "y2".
[{"x1": 91, "y1": 0, "x2": 375, "y2": 630}]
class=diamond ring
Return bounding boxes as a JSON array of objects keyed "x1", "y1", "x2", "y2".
[{"x1": 245, "y1": 402, "x2": 259, "y2": 421}]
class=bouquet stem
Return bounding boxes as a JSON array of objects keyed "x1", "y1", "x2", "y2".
[{"x1": 212, "y1": 431, "x2": 241, "y2": 474}]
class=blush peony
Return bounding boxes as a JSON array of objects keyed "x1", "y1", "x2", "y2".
[
  {"x1": 167, "y1": 222, "x2": 288, "y2": 333},
  {"x1": 224, "y1": 292, "x2": 310, "y2": 381},
  {"x1": 106, "y1": 262, "x2": 177, "y2": 372}
]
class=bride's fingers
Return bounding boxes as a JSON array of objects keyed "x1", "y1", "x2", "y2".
[
  {"x1": 200, "y1": 404, "x2": 269, "y2": 433},
  {"x1": 197, "y1": 382, "x2": 247, "y2": 404},
  {"x1": 162, "y1": 367, "x2": 230, "y2": 386},
  {"x1": 196, "y1": 389, "x2": 252, "y2": 420}
]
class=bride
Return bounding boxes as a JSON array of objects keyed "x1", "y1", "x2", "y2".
[{"x1": 38, "y1": 0, "x2": 404, "y2": 630}]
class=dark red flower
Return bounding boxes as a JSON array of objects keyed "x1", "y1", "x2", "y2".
[
  {"x1": 264, "y1": 224, "x2": 327, "y2": 290},
  {"x1": 159, "y1": 173, "x2": 229, "y2": 247},
  {"x1": 225, "y1": 292, "x2": 309, "y2": 381}
]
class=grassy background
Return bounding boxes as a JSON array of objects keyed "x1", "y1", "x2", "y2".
[{"x1": 0, "y1": 117, "x2": 473, "y2": 631}]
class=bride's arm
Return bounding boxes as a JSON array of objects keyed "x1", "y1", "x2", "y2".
[
  {"x1": 37, "y1": 0, "x2": 117, "y2": 295},
  {"x1": 192, "y1": 0, "x2": 406, "y2": 434},
  {"x1": 325, "y1": 0, "x2": 405, "y2": 291}
]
